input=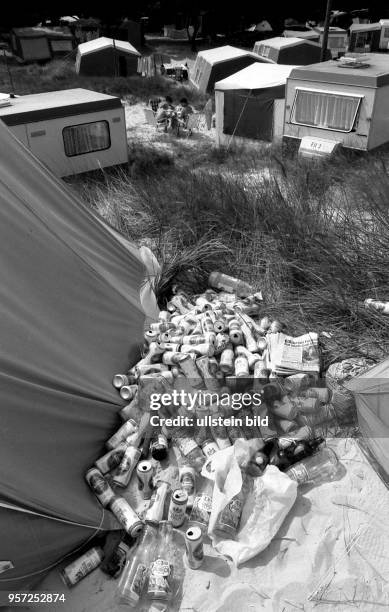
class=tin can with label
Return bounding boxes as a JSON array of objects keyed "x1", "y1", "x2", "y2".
[
  {"x1": 61, "y1": 547, "x2": 104, "y2": 587},
  {"x1": 113, "y1": 446, "x2": 141, "y2": 488},
  {"x1": 119, "y1": 384, "x2": 139, "y2": 401},
  {"x1": 185, "y1": 526, "x2": 204, "y2": 569},
  {"x1": 136, "y1": 460, "x2": 154, "y2": 499},
  {"x1": 106, "y1": 419, "x2": 138, "y2": 450},
  {"x1": 201, "y1": 439, "x2": 219, "y2": 458},
  {"x1": 147, "y1": 558, "x2": 173, "y2": 600},
  {"x1": 168, "y1": 488, "x2": 188, "y2": 527},
  {"x1": 150, "y1": 432, "x2": 168, "y2": 461},
  {"x1": 95, "y1": 443, "x2": 127, "y2": 474},
  {"x1": 85, "y1": 467, "x2": 115, "y2": 507},
  {"x1": 109, "y1": 496, "x2": 143, "y2": 538}
]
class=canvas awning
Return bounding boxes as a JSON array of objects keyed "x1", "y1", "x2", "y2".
[{"x1": 215, "y1": 63, "x2": 298, "y2": 91}]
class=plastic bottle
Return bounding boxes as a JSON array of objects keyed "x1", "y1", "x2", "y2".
[
  {"x1": 147, "y1": 521, "x2": 175, "y2": 601},
  {"x1": 117, "y1": 522, "x2": 158, "y2": 607},
  {"x1": 285, "y1": 447, "x2": 339, "y2": 485},
  {"x1": 208, "y1": 271, "x2": 254, "y2": 298}
]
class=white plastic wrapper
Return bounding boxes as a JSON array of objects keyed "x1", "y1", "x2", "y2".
[{"x1": 202, "y1": 441, "x2": 297, "y2": 567}]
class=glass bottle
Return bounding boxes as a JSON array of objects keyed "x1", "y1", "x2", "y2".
[
  {"x1": 285, "y1": 447, "x2": 339, "y2": 485},
  {"x1": 147, "y1": 521, "x2": 175, "y2": 601},
  {"x1": 189, "y1": 479, "x2": 213, "y2": 533},
  {"x1": 173, "y1": 427, "x2": 206, "y2": 472},
  {"x1": 116, "y1": 521, "x2": 158, "y2": 608},
  {"x1": 208, "y1": 271, "x2": 254, "y2": 298},
  {"x1": 213, "y1": 472, "x2": 249, "y2": 539}
]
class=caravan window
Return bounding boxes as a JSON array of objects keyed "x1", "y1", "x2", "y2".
[
  {"x1": 63, "y1": 121, "x2": 111, "y2": 157},
  {"x1": 260, "y1": 45, "x2": 271, "y2": 58},
  {"x1": 291, "y1": 89, "x2": 362, "y2": 132},
  {"x1": 383, "y1": 28, "x2": 389, "y2": 38}
]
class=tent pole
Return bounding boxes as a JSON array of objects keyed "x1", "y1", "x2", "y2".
[
  {"x1": 227, "y1": 90, "x2": 252, "y2": 151},
  {"x1": 320, "y1": 0, "x2": 333, "y2": 62}
]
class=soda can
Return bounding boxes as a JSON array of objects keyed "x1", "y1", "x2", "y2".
[
  {"x1": 119, "y1": 384, "x2": 139, "y2": 401},
  {"x1": 150, "y1": 432, "x2": 169, "y2": 461},
  {"x1": 85, "y1": 468, "x2": 115, "y2": 507},
  {"x1": 109, "y1": 496, "x2": 143, "y2": 537},
  {"x1": 106, "y1": 419, "x2": 138, "y2": 450},
  {"x1": 112, "y1": 373, "x2": 137, "y2": 389},
  {"x1": 168, "y1": 488, "x2": 188, "y2": 527},
  {"x1": 113, "y1": 446, "x2": 141, "y2": 488},
  {"x1": 185, "y1": 526, "x2": 204, "y2": 569},
  {"x1": 95, "y1": 443, "x2": 127, "y2": 474},
  {"x1": 61, "y1": 547, "x2": 104, "y2": 587},
  {"x1": 136, "y1": 460, "x2": 154, "y2": 499}
]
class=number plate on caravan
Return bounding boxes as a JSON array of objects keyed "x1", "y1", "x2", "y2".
[{"x1": 299, "y1": 137, "x2": 341, "y2": 158}]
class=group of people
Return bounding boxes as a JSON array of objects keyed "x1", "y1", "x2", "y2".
[{"x1": 155, "y1": 96, "x2": 194, "y2": 133}]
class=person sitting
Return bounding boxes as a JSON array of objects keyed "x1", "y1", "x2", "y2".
[
  {"x1": 155, "y1": 103, "x2": 171, "y2": 131},
  {"x1": 159, "y1": 96, "x2": 175, "y2": 111},
  {"x1": 175, "y1": 97, "x2": 194, "y2": 129}
]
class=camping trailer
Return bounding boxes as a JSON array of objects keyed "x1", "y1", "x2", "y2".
[
  {"x1": 0, "y1": 89, "x2": 128, "y2": 177},
  {"x1": 349, "y1": 20, "x2": 389, "y2": 52},
  {"x1": 283, "y1": 26, "x2": 319, "y2": 41},
  {"x1": 283, "y1": 54, "x2": 389, "y2": 152},
  {"x1": 253, "y1": 37, "x2": 331, "y2": 65},
  {"x1": 76, "y1": 37, "x2": 140, "y2": 77},
  {"x1": 11, "y1": 28, "x2": 52, "y2": 62},
  {"x1": 191, "y1": 45, "x2": 271, "y2": 93},
  {"x1": 315, "y1": 26, "x2": 348, "y2": 58},
  {"x1": 215, "y1": 63, "x2": 298, "y2": 146}
]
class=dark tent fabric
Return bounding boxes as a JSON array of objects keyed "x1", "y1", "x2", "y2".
[
  {"x1": 0, "y1": 119, "x2": 146, "y2": 589},
  {"x1": 223, "y1": 86, "x2": 285, "y2": 142}
]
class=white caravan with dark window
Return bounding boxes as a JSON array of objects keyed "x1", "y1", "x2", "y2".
[
  {"x1": 283, "y1": 54, "x2": 389, "y2": 151},
  {"x1": 0, "y1": 89, "x2": 128, "y2": 176}
]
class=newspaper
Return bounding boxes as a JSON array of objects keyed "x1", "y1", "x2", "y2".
[{"x1": 266, "y1": 332, "x2": 320, "y2": 375}]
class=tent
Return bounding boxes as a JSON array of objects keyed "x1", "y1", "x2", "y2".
[
  {"x1": 349, "y1": 20, "x2": 389, "y2": 52},
  {"x1": 283, "y1": 53, "x2": 389, "y2": 151},
  {"x1": 347, "y1": 358, "x2": 389, "y2": 475},
  {"x1": 0, "y1": 118, "x2": 154, "y2": 590},
  {"x1": 215, "y1": 63, "x2": 298, "y2": 146},
  {"x1": 11, "y1": 28, "x2": 52, "y2": 63},
  {"x1": 253, "y1": 37, "x2": 331, "y2": 65},
  {"x1": 191, "y1": 45, "x2": 271, "y2": 93},
  {"x1": 76, "y1": 37, "x2": 141, "y2": 77}
]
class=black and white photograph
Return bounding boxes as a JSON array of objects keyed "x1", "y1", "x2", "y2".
[{"x1": 1, "y1": 0, "x2": 389, "y2": 610}]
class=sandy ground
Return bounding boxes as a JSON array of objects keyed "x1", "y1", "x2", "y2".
[
  {"x1": 7, "y1": 438, "x2": 389, "y2": 612},
  {"x1": 124, "y1": 101, "x2": 217, "y2": 158}
]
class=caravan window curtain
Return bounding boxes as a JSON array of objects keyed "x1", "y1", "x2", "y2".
[
  {"x1": 292, "y1": 89, "x2": 362, "y2": 132},
  {"x1": 63, "y1": 121, "x2": 111, "y2": 157}
]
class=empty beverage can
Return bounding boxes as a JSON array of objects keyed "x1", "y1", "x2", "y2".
[
  {"x1": 106, "y1": 419, "x2": 138, "y2": 450},
  {"x1": 109, "y1": 496, "x2": 143, "y2": 538},
  {"x1": 136, "y1": 460, "x2": 154, "y2": 499},
  {"x1": 168, "y1": 488, "x2": 188, "y2": 527},
  {"x1": 85, "y1": 468, "x2": 115, "y2": 507},
  {"x1": 61, "y1": 547, "x2": 104, "y2": 587},
  {"x1": 185, "y1": 526, "x2": 204, "y2": 569},
  {"x1": 95, "y1": 443, "x2": 127, "y2": 475}
]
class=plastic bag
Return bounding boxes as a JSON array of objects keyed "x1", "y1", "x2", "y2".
[{"x1": 202, "y1": 441, "x2": 297, "y2": 566}]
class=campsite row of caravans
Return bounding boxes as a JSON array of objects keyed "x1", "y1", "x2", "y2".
[
  {"x1": 11, "y1": 27, "x2": 75, "y2": 62},
  {"x1": 208, "y1": 51, "x2": 389, "y2": 153}
]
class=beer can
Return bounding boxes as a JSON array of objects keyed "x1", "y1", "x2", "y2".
[
  {"x1": 292, "y1": 396, "x2": 320, "y2": 414},
  {"x1": 85, "y1": 467, "x2": 115, "y2": 507},
  {"x1": 159, "y1": 310, "x2": 171, "y2": 322},
  {"x1": 106, "y1": 419, "x2": 138, "y2": 450},
  {"x1": 201, "y1": 439, "x2": 219, "y2": 458},
  {"x1": 213, "y1": 318, "x2": 228, "y2": 333},
  {"x1": 109, "y1": 496, "x2": 143, "y2": 537},
  {"x1": 112, "y1": 374, "x2": 137, "y2": 389},
  {"x1": 185, "y1": 526, "x2": 204, "y2": 569},
  {"x1": 60, "y1": 547, "x2": 104, "y2": 587},
  {"x1": 234, "y1": 356, "x2": 249, "y2": 378},
  {"x1": 214, "y1": 333, "x2": 231, "y2": 355},
  {"x1": 179, "y1": 466, "x2": 196, "y2": 510},
  {"x1": 95, "y1": 443, "x2": 127, "y2": 474},
  {"x1": 269, "y1": 320, "x2": 283, "y2": 333},
  {"x1": 113, "y1": 446, "x2": 141, "y2": 488},
  {"x1": 119, "y1": 384, "x2": 139, "y2": 401},
  {"x1": 168, "y1": 488, "x2": 188, "y2": 527},
  {"x1": 150, "y1": 432, "x2": 168, "y2": 461},
  {"x1": 136, "y1": 460, "x2": 154, "y2": 499}
]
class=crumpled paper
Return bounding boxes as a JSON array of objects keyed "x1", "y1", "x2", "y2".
[{"x1": 201, "y1": 440, "x2": 298, "y2": 566}]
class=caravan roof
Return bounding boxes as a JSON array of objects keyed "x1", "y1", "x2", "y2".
[
  {"x1": 77, "y1": 36, "x2": 140, "y2": 56},
  {"x1": 259, "y1": 36, "x2": 321, "y2": 50},
  {"x1": 289, "y1": 53, "x2": 389, "y2": 87},
  {"x1": 196, "y1": 45, "x2": 257, "y2": 65},
  {"x1": 0, "y1": 88, "x2": 121, "y2": 126},
  {"x1": 349, "y1": 23, "x2": 381, "y2": 33},
  {"x1": 215, "y1": 63, "x2": 298, "y2": 91}
]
